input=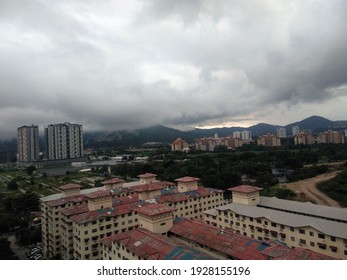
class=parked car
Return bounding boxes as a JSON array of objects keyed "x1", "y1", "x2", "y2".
[{"x1": 34, "y1": 254, "x2": 43, "y2": 260}]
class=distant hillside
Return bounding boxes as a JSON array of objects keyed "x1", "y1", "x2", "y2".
[
  {"x1": 84, "y1": 115, "x2": 347, "y2": 149},
  {"x1": 285, "y1": 116, "x2": 335, "y2": 133},
  {"x1": 4, "y1": 115, "x2": 343, "y2": 153}
]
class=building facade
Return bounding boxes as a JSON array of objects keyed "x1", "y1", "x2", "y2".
[
  {"x1": 257, "y1": 134, "x2": 281, "y2": 147},
  {"x1": 40, "y1": 174, "x2": 224, "y2": 260},
  {"x1": 44, "y1": 122, "x2": 83, "y2": 160},
  {"x1": 294, "y1": 131, "x2": 315, "y2": 145},
  {"x1": 233, "y1": 130, "x2": 252, "y2": 140},
  {"x1": 203, "y1": 185, "x2": 347, "y2": 259},
  {"x1": 195, "y1": 136, "x2": 243, "y2": 151},
  {"x1": 17, "y1": 125, "x2": 40, "y2": 162},
  {"x1": 292, "y1": 126, "x2": 300, "y2": 136},
  {"x1": 276, "y1": 127, "x2": 287, "y2": 138},
  {"x1": 316, "y1": 130, "x2": 345, "y2": 144},
  {"x1": 171, "y1": 138, "x2": 189, "y2": 152},
  {"x1": 100, "y1": 206, "x2": 335, "y2": 260}
]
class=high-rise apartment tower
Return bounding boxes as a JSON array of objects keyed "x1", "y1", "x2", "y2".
[
  {"x1": 17, "y1": 125, "x2": 40, "y2": 162},
  {"x1": 44, "y1": 122, "x2": 83, "y2": 160}
]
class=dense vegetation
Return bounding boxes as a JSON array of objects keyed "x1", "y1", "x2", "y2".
[{"x1": 317, "y1": 167, "x2": 347, "y2": 207}]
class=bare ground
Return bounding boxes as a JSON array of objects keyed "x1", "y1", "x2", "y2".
[{"x1": 283, "y1": 172, "x2": 342, "y2": 208}]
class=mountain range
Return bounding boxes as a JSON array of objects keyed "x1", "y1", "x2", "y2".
[
  {"x1": 84, "y1": 115, "x2": 347, "y2": 149},
  {"x1": 1, "y1": 116, "x2": 346, "y2": 162}
]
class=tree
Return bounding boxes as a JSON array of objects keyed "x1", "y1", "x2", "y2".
[
  {"x1": 15, "y1": 228, "x2": 32, "y2": 246},
  {"x1": 0, "y1": 238, "x2": 15, "y2": 260},
  {"x1": 7, "y1": 180, "x2": 18, "y2": 190},
  {"x1": 26, "y1": 165, "x2": 36, "y2": 176}
]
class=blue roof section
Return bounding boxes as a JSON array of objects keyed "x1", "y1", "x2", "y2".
[
  {"x1": 163, "y1": 246, "x2": 216, "y2": 260},
  {"x1": 245, "y1": 240, "x2": 271, "y2": 251},
  {"x1": 174, "y1": 216, "x2": 185, "y2": 223},
  {"x1": 160, "y1": 188, "x2": 176, "y2": 195}
]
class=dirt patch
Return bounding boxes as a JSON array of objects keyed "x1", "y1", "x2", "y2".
[{"x1": 283, "y1": 172, "x2": 341, "y2": 208}]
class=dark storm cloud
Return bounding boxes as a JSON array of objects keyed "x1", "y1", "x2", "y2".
[{"x1": 1, "y1": 0, "x2": 347, "y2": 138}]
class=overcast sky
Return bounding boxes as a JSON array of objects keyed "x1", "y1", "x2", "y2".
[{"x1": 1, "y1": 0, "x2": 347, "y2": 138}]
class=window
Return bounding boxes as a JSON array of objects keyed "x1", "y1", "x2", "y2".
[
  {"x1": 310, "y1": 242, "x2": 315, "y2": 247},
  {"x1": 291, "y1": 237, "x2": 295, "y2": 241},
  {"x1": 318, "y1": 233, "x2": 325, "y2": 239},
  {"x1": 264, "y1": 221, "x2": 268, "y2": 225},
  {"x1": 271, "y1": 222, "x2": 276, "y2": 227},
  {"x1": 257, "y1": 219, "x2": 261, "y2": 224},
  {"x1": 160, "y1": 222, "x2": 166, "y2": 226},
  {"x1": 290, "y1": 227, "x2": 294, "y2": 232},
  {"x1": 299, "y1": 229, "x2": 305, "y2": 234},
  {"x1": 331, "y1": 246, "x2": 337, "y2": 253},
  {"x1": 309, "y1": 231, "x2": 314, "y2": 236},
  {"x1": 331, "y1": 236, "x2": 336, "y2": 242},
  {"x1": 299, "y1": 239, "x2": 306, "y2": 245}
]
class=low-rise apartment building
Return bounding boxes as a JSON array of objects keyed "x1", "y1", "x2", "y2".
[
  {"x1": 100, "y1": 204, "x2": 335, "y2": 260},
  {"x1": 203, "y1": 185, "x2": 347, "y2": 259},
  {"x1": 40, "y1": 174, "x2": 224, "y2": 259}
]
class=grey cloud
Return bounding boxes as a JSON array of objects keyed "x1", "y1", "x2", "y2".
[{"x1": 1, "y1": 0, "x2": 347, "y2": 138}]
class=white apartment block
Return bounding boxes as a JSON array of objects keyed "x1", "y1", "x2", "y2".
[
  {"x1": 276, "y1": 127, "x2": 287, "y2": 138},
  {"x1": 40, "y1": 174, "x2": 224, "y2": 259},
  {"x1": 44, "y1": 122, "x2": 83, "y2": 160},
  {"x1": 292, "y1": 126, "x2": 300, "y2": 136},
  {"x1": 233, "y1": 130, "x2": 252, "y2": 140},
  {"x1": 17, "y1": 125, "x2": 40, "y2": 162},
  {"x1": 203, "y1": 185, "x2": 347, "y2": 259}
]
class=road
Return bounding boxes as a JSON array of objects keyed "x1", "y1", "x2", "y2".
[
  {"x1": 283, "y1": 172, "x2": 341, "y2": 208},
  {"x1": 7, "y1": 234, "x2": 29, "y2": 260}
]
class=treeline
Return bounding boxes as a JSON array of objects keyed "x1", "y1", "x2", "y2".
[
  {"x1": 317, "y1": 167, "x2": 347, "y2": 207},
  {"x1": 287, "y1": 165, "x2": 329, "y2": 182},
  {"x1": 109, "y1": 146, "x2": 347, "y2": 193},
  {"x1": 0, "y1": 191, "x2": 40, "y2": 234}
]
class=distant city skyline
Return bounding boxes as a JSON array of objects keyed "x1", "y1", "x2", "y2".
[{"x1": 1, "y1": 1, "x2": 347, "y2": 138}]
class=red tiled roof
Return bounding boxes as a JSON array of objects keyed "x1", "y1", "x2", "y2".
[
  {"x1": 136, "y1": 204, "x2": 176, "y2": 216},
  {"x1": 102, "y1": 178, "x2": 125, "y2": 184},
  {"x1": 138, "y1": 173, "x2": 157, "y2": 178},
  {"x1": 175, "y1": 176, "x2": 200, "y2": 182},
  {"x1": 132, "y1": 182, "x2": 166, "y2": 192},
  {"x1": 274, "y1": 247, "x2": 337, "y2": 260},
  {"x1": 170, "y1": 218, "x2": 269, "y2": 260},
  {"x1": 113, "y1": 194, "x2": 139, "y2": 205},
  {"x1": 59, "y1": 183, "x2": 81, "y2": 191},
  {"x1": 158, "y1": 193, "x2": 190, "y2": 203},
  {"x1": 46, "y1": 195, "x2": 87, "y2": 207},
  {"x1": 60, "y1": 204, "x2": 89, "y2": 217},
  {"x1": 70, "y1": 201, "x2": 147, "y2": 224},
  {"x1": 100, "y1": 228, "x2": 214, "y2": 260},
  {"x1": 85, "y1": 190, "x2": 112, "y2": 199},
  {"x1": 228, "y1": 185, "x2": 263, "y2": 193}
]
